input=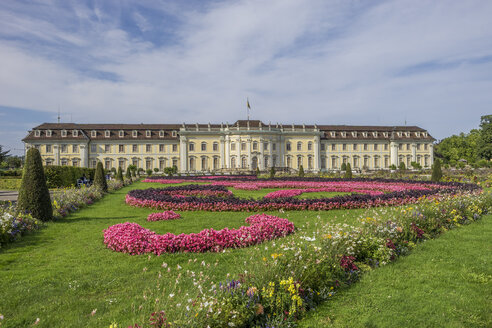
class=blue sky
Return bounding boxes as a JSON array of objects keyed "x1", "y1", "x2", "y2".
[{"x1": 1, "y1": 0, "x2": 491, "y2": 155}]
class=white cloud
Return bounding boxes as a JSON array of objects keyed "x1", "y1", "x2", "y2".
[{"x1": 0, "y1": 0, "x2": 491, "y2": 142}]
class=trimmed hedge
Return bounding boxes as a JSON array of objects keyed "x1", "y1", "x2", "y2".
[
  {"x1": 44, "y1": 166, "x2": 95, "y2": 188},
  {"x1": 0, "y1": 169, "x2": 22, "y2": 177},
  {"x1": 0, "y1": 178, "x2": 22, "y2": 190}
]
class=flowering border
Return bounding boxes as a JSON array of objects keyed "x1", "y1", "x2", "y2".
[{"x1": 103, "y1": 214, "x2": 295, "y2": 255}]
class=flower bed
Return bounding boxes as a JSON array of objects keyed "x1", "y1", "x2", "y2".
[
  {"x1": 0, "y1": 204, "x2": 40, "y2": 247},
  {"x1": 127, "y1": 191, "x2": 492, "y2": 327},
  {"x1": 126, "y1": 179, "x2": 478, "y2": 212},
  {"x1": 263, "y1": 187, "x2": 383, "y2": 198},
  {"x1": 103, "y1": 213, "x2": 295, "y2": 254},
  {"x1": 147, "y1": 211, "x2": 181, "y2": 221}
]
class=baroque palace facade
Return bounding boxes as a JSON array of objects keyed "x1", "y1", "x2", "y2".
[{"x1": 23, "y1": 120, "x2": 435, "y2": 173}]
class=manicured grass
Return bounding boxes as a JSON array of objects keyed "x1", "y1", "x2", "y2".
[
  {"x1": 0, "y1": 181, "x2": 364, "y2": 327},
  {"x1": 299, "y1": 213, "x2": 492, "y2": 328}
]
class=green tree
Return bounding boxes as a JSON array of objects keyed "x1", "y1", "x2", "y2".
[
  {"x1": 269, "y1": 166, "x2": 275, "y2": 178},
  {"x1": 435, "y1": 130, "x2": 480, "y2": 164},
  {"x1": 125, "y1": 168, "x2": 132, "y2": 180},
  {"x1": 477, "y1": 115, "x2": 492, "y2": 160},
  {"x1": 146, "y1": 169, "x2": 153, "y2": 176},
  {"x1": 431, "y1": 159, "x2": 442, "y2": 182},
  {"x1": 93, "y1": 162, "x2": 108, "y2": 192},
  {"x1": 6, "y1": 156, "x2": 22, "y2": 169},
  {"x1": 341, "y1": 162, "x2": 346, "y2": 171},
  {"x1": 298, "y1": 165, "x2": 304, "y2": 177},
  {"x1": 116, "y1": 167, "x2": 124, "y2": 182},
  {"x1": 344, "y1": 162, "x2": 352, "y2": 179},
  {"x1": 0, "y1": 145, "x2": 10, "y2": 163},
  {"x1": 17, "y1": 148, "x2": 52, "y2": 221},
  {"x1": 399, "y1": 162, "x2": 406, "y2": 171}
]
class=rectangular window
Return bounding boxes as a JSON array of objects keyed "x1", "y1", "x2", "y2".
[
  {"x1": 384, "y1": 144, "x2": 388, "y2": 151},
  {"x1": 91, "y1": 131, "x2": 96, "y2": 137},
  {"x1": 189, "y1": 143, "x2": 195, "y2": 151},
  {"x1": 61, "y1": 130, "x2": 67, "y2": 137},
  {"x1": 231, "y1": 143, "x2": 236, "y2": 151},
  {"x1": 272, "y1": 143, "x2": 276, "y2": 151},
  {"x1": 252, "y1": 142, "x2": 258, "y2": 151},
  {"x1": 91, "y1": 144, "x2": 97, "y2": 152},
  {"x1": 424, "y1": 144, "x2": 428, "y2": 150},
  {"x1": 61, "y1": 145, "x2": 67, "y2": 153},
  {"x1": 105, "y1": 144, "x2": 110, "y2": 152},
  {"x1": 146, "y1": 144, "x2": 152, "y2": 152},
  {"x1": 133, "y1": 144, "x2": 138, "y2": 152},
  {"x1": 374, "y1": 144, "x2": 378, "y2": 151},
  {"x1": 159, "y1": 130, "x2": 164, "y2": 138},
  {"x1": 90, "y1": 160, "x2": 96, "y2": 168},
  {"x1": 398, "y1": 144, "x2": 403, "y2": 150},
  {"x1": 172, "y1": 144, "x2": 178, "y2": 152},
  {"x1": 307, "y1": 143, "x2": 312, "y2": 151},
  {"x1": 105, "y1": 131, "x2": 110, "y2": 138},
  {"x1": 353, "y1": 144, "x2": 357, "y2": 151},
  {"x1": 321, "y1": 144, "x2": 325, "y2": 151},
  {"x1": 297, "y1": 143, "x2": 302, "y2": 151},
  {"x1": 201, "y1": 143, "x2": 206, "y2": 151},
  {"x1": 119, "y1": 131, "x2": 124, "y2": 138},
  {"x1": 146, "y1": 130, "x2": 151, "y2": 138},
  {"x1": 213, "y1": 143, "x2": 218, "y2": 151},
  {"x1": 159, "y1": 144, "x2": 165, "y2": 152},
  {"x1": 285, "y1": 143, "x2": 290, "y2": 151},
  {"x1": 417, "y1": 144, "x2": 421, "y2": 150},
  {"x1": 133, "y1": 130, "x2": 138, "y2": 138},
  {"x1": 264, "y1": 143, "x2": 269, "y2": 150},
  {"x1": 34, "y1": 130, "x2": 41, "y2": 137},
  {"x1": 46, "y1": 145, "x2": 52, "y2": 153},
  {"x1": 342, "y1": 144, "x2": 347, "y2": 151},
  {"x1": 172, "y1": 159, "x2": 178, "y2": 167},
  {"x1": 73, "y1": 144, "x2": 78, "y2": 153},
  {"x1": 331, "y1": 144, "x2": 336, "y2": 151},
  {"x1": 105, "y1": 160, "x2": 111, "y2": 170},
  {"x1": 406, "y1": 144, "x2": 410, "y2": 150},
  {"x1": 132, "y1": 159, "x2": 138, "y2": 167},
  {"x1": 119, "y1": 145, "x2": 124, "y2": 153},
  {"x1": 363, "y1": 144, "x2": 368, "y2": 151},
  {"x1": 241, "y1": 143, "x2": 246, "y2": 151}
]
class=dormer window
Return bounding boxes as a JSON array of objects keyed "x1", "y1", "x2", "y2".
[
  {"x1": 383, "y1": 132, "x2": 388, "y2": 137},
  {"x1": 172, "y1": 131, "x2": 177, "y2": 137},
  {"x1": 91, "y1": 130, "x2": 96, "y2": 137},
  {"x1": 351, "y1": 131, "x2": 357, "y2": 137},
  {"x1": 341, "y1": 132, "x2": 346, "y2": 138},
  {"x1": 61, "y1": 130, "x2": 67, "y2": 137},
  {"x1": 34, "y1": 130, "x2": 40, "y2": 137},
  {"x1": 415, "y1": 132, "x2": 420, "y2": 137},
  {"x1": 73, "y1": 130, "x2": 78, "y2": 137},
  {"x1": 46, "y1": 130, "x2": 52, "y2": 137},
  {"x1": 373, "y1": 132, "x2": 378, "y2": 137},
  {"x1": 159, "y1": 130, "x2": 164, "y2": 138},
  {"x1": 423, "y1": 132, "x2": 428, "y2": 137},
  {"x1": 362, "y1": 132, "x2": 368, "y2": 138},
  {"x1": 397, "y1": 132, "x2": 402, "y2": 137},
  {"x1": 132, "y1": 130, "x2": 138, "y2": 138},
  {"x1": 330, "y1": 131, "x2": 335, "y2": 137},
  {"x1": 105, "y1": 130, "x2": 110, "y2": 138},
  {"x1": 404, "y1": 132, "x2": 410, "y2": 137},
  {"x1": 146, "y1": 130, "x2": 151, "y2": 138},
  {"x1": 119, "y1": 130, "x2": 124, "y2": 138}
]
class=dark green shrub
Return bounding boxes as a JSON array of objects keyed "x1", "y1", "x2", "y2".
[
  {"x1": 410, "y1": 161, "x2": 422, "y2": 170},
  {"x1": 44, "y1": 166, "x2": 95, "y2": 188},
  {"x1": 116, "y1": 167, "x2": 124, "y2": 182},
  {"x1": 345, "y1": 163, "x2": 352, "y2": 178},
  {"x1": 154, "y1": 168, "x2": 159, "y2": 173},
  {"x1": 298, "y1": 165, "x2": 304, "y2": 177},
  {"x1": 94, "y1": 162, "x2": 108, "y2": 192},
  {"x1": 399, "y1": 162, "x2": 406, "y2": 171},
  {"x1": 125, "y1": 168, "x2": 132, "y2": 180},
  {"x1": 256, "y1": 167, "x2": 260, "y2": 176},
  {"x1": 431, "y1": 159, "x2": 442, "y2": 182},
  {"x1": 341, "y1": 163, "x2": 346, "y2": 171},
  {"x1": 269, "y1": 167, "x2": 275, "y2": 178},
  {"x1": 146, "y1": 169, "x2": 153, "y2": 176},
  {"x1": 389, "y1": 164, "x2": 397, "y2": 170},
  {"x1": 17, "y1": 148, "x2": 52, "y2": 221}
]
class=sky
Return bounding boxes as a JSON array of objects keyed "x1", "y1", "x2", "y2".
[{"x1": 0, "y1": 0, "x2": 491, "y2": 156}]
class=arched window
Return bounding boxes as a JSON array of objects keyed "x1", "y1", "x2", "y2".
[
  {"x1": 189, "y1": 143, "x2": 195, "y2": 151},
  {"x1": 201, "y1": 142, "x2": 207, "y2": 151},
  {"x1": 231, "y1": 142, "x2": 236, "y2": 151},
  {"x1": 231, "y1": 157, "x2": 236, "y2": 168},
  {"x1": 353, "y1": 156, "x2": 359, "y2": 168},
  {"x1": 308, "y1": 142, "x2": 313, "y2": 151},
  {"x1": 264, "y1": 156, "x2": 269, "y2": 168},
  {"x1": 308, "y1": 156, "x2": 313, "y2": 170},
  {"x1": 189, "y1": 157, "x2": 195, "y2": 171},
  {"x1": 286, "y1": 142, "x2": 291, "y2": 151},
  {"x1": 297, "y1": 142, "x2": 302, "y2": 151},
  {"x1": 287, "y1": 157, "x2": 292, "y2": 168},
  {"x1": 241, "y1": 142, "x2": 246, "y2": 151},
  {"x1": 201, "y1": 157, "x2": 207, "y2": 170},
  {"x1": 297, "y1": 156, "x2": 302, "y2": 168},
  {"x1": 213, "y1": 157, "x2": 219, "y2": 169},
  {"x1": 241, "y1": 157, "x2": 247, "y2": 168},
  {"x1": 213, "y1": 142, "x2": 219, "y2": 151}
]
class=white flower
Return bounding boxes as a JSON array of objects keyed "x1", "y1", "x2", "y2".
[{"x1": 169, "y1": 293, "x2": 175, "y2": 298}]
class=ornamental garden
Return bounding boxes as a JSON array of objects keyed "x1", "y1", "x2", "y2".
[{"x1": 1, "y1": 152, "x2": 491, "y2": 327}]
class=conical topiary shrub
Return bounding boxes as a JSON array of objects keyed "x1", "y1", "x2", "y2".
[
  {"x1": 94, "y1": 162, "x2": 108, "y2": 192},
  {"x1": 431, "y1": 159, "x2": 442, "y2": 182},
  {"x1": 116, "y1": 166, "x2": 124, "y2": 182},
  {"x1": 345, "y1": 162, "x2": 352, "y2": 179},
  {"x1": 125, "y1": 168, "x2": 132, "y2": 181},
  {"x1": 298, "y1": 165, "x2": 304, "y2": 177},
  {"x1": 269, "y1": 167, "x2": 275, "y2": 178},
  {"x1": 17, "y1": 148, "x2": 53, "y2": 221}
]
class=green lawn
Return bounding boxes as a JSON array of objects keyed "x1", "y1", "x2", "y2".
[
  {"x1": 299, "y1": 213, "x2": 492, "y2": 328},
  {"x1": 0, "y1": 181, "x2": 363, "y2": 327}
]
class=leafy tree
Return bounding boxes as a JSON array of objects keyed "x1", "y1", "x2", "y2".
[
  {"x1": 269, "y1": 167, "x2": 275, "y2": 178},
  {"x1": 410, "y1": 161, "x2": 422, "y2": 170},
  {"x1": 399, "y1": 162, "x2": 406, "y2": 171},
  {"x1": 431, "y1": 159, "x2": 442, "y2": 182},
  {"x1": 0, "y1": 145, "x2": 10, "y2": 163},
  {"x1": 154, "y1": 168, "x2": 159, "y2": 173},
  {"x1": 94, "y1": 162, "x2": 108, "y2": 192},
  {"x1": 298, "y1": 165, "x2": 304, "y2": 177},
  {"x1": 435, "y1": 130, "x2": 480, "y2": 164},
  {"x1": 128, "y1": 164, "x2": 137, "y2": 173},
  {"x1": 344, "y1": 163, "x2": 352, "y2": 179},
  {"x1": 164, "y1": 167, "x2": 174, "y2": 176},
  {"x1": 137, "y1": 168, "x2": 144, "y2": 175},
  {"x1": 389, "y1": 164, "x2": 397, "y2": 170},
  {"x1": 477, "y1": 115, "x2": 492, "y2": 160},
  {"x1": 341, "y1": 162, "x2": 346, "y2": 171},
  {"x1": 116, "y1": 167, "x2": 124, "y2": 182},
  {"x1": 146, "y1": 169, "x2": 153, "y2": 176},
  {"x1": 17, "y1": 148, "x2": 52, "y2": 221},
  {"x1": 6, "y1": 156, "x2": 22, "y2": 169}
]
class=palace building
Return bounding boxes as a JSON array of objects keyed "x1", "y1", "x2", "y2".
[{"x1": 22, "y1": 120, "x2": 435, "y2": 173}]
